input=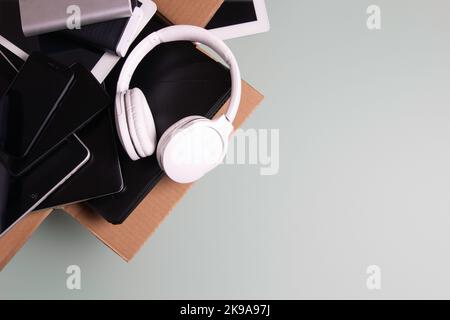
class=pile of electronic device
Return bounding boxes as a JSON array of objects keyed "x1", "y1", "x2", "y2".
[{"x1": 0, "y1": 0, "x2": 270, "y2": 237}]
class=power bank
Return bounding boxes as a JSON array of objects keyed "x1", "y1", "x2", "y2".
[
  {"x1": 4, "y1": 63, "x2": 110, "y2": 176},
  {"x1": 19, "y1": 0, "x2": 133, "y2": 36},
  {"x1": 38, "y1": 109, "x2": 124, "y2": 210},
  {"x1": 0, "y1": 135, "x2": 90, "y2": 238},
  {"x1": 0, "y1": 52, "x2": 75, "y2": 158}
]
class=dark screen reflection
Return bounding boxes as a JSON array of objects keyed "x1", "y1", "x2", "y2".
[
  {"x1": 0, "y1": 54, "x2": 74, "y2": 158},
  {"x1": 207, "y1": 0, "x2": 258, "y2": 29},
  {"x1": 0, "y1": 137, "x2": 88, "y2": 236}
]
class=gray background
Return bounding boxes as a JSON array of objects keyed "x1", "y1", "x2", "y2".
[{"x1": 2, "y1": 0, "x2": 450, "y2": 299}]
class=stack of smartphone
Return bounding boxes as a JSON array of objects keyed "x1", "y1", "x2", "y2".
[
  {"x1": 0, "y1": 52, "x2": 123, "y2": 236},
  {"x1": 0, "y1": 0, "x2": 243, "y2": 235}
]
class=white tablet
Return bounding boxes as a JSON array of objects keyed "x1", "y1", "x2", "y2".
[{"x1": 206, "y1": 0, "x2": 270, "y2": 40}]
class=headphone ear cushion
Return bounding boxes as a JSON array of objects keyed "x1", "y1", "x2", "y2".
[{"x1": 125, "y1": 88, "x2": 157, "y2": 158}]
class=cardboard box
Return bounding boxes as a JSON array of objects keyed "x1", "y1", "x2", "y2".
[{"x1": 0, "y1": 0, "x2": 264, "y2": 270}]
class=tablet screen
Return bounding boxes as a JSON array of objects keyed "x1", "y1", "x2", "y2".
[
  {"x1": 206, "y1": 0, "x2": 270, "y2": 40},
  {"x1": 207, "y1": 0, "x2": 258, "y2": 29},
  {"x1": 0, "y1": 136, "x2": 89, "y2": 237},
  {"x1": 38, "y1": 110, "x2": 124, "y2": 210}
]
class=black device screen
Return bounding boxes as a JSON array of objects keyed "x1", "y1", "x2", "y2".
[
  {"x1": 38, "y1": 109, "x2": 124, "y2": 210},
  {"x1": 5, "y1": 63, "x2": 109, "y2": 176},
  {"x1": 206, "y1": 0, "x2": 258, "y2": 29},
  {"x1": 0, "y1": 135, "x2": 89, "y2": 237},
  {"x1": 0, "y1": 53, "x2": 74, "y2": 158}
]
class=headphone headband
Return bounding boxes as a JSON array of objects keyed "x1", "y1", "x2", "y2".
[{"x1": 116, "y1": 25, "x2": 242, "y2": 123}]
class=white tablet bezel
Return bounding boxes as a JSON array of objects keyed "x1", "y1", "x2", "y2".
[{"x1": 208, "y1": 0, "x2": 270, "y2": 40}]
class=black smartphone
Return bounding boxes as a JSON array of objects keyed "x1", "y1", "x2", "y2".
[
  {"x1": 38, "y1": 109, "x2": 124, "y2": 210},
  {"x1": 5, "y1": 63, "x2": 109, "y2": 176},
  {"x1": 0, "y1": 135, "x2": 90, "y2": 237},
  {"x1": 0, "y1": 52, "x2": 74, "y2": 158}
]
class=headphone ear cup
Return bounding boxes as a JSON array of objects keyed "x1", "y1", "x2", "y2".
[
  {"x1": 125, "y1": 88, "x2": 157, "y2": 158},
  {"x1": 157, "y1": 116, "x2": 228, "y2": 183},
  {"x1": 157, "y1": 116, "x2": 205, "y2": 168},
  {"x1": 115, "y1": 91, "x2": 140, "y2": 161}
]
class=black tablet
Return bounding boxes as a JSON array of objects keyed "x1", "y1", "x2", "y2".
[
  {"x1": 0, "y1": 135, "x2": 90, "y2": 237},
  {"x1": 38, "y1": 110, "x2": 124, "y2": 209}
]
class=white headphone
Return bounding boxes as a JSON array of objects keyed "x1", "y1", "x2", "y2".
[{"x1": 115, "y1": 25, "x2": 242, "y2": 184}]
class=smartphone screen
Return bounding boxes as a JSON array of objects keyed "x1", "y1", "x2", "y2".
[
  {"x1": 0, "y1": 135, "x2": 90, "y2": 237},
  {"x1": 0, "y1": 52, "x2": 74, "y2": 158},
  {"x1": 6, "y1": 63, "x2": 109, "y2": 176}
]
